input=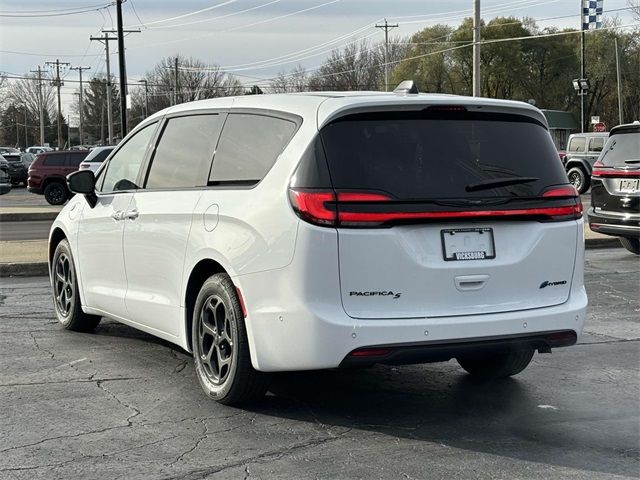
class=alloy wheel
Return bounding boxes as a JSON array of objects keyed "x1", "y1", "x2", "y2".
[
  {"x1": 198, "y1": 295, "x2": 235, "y2": 385},
  {"x1": 54, "y1": 253, "x2": 74, "y2": 316}
]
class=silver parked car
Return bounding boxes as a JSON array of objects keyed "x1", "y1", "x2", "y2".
[{"x1": 564, "y1": 132, "x2": 609, "y2": 193}]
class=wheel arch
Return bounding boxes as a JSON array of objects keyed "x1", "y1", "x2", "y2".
[
  {"x1": 565, "y1": 158, "x2": 591, "y2": 174},
  {"x1": 183, "y1": 258, "x2": 228, "y2": 352}
]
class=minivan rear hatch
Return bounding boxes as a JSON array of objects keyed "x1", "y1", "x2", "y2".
[{"x1": 319, "y1": 107, "x2": 581, "y2": 319}]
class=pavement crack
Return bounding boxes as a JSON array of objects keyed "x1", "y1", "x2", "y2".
[
  {"x1": 28, "y1": 331, "x2": 55, "y2": 360},
  {"x1": 95, "y1": 379, "x2": 142, "y2": 426},
  {"x1": 169, "y1": 418, "x2": 209, "y2": 467}
]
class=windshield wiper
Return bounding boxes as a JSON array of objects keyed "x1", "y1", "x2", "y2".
[{"x1": 465, "y1": 176, "x2": 539, "y2": 192}]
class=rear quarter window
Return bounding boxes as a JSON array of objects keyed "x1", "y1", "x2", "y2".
[
  {"x1": 209, "y1": 113, "x2": 297, "y2": 184},
  {"x1": 568, "y1": 137, "x2": 586, "y2": 153},
  {"x1": 67, "y1": 153, "x2": 87, "y2": 167}
]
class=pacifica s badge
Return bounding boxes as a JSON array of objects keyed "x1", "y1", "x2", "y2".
[
  {"x1": 539, "y1": 280, "x2": 567, "y2": 289},
  {"x1": 350, "y1": 291, "x2": 402, "y2": 299}
]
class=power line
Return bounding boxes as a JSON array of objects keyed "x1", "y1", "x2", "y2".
[
  {"x1": 0, "y1": 3, "x2": 109, "y2": 14},
  {"x1": 124, "y1": 0, "x2": 241, "y2": 28},
  {"x1": 0, "y1": 3, "x2": 113, "y2": 18}
]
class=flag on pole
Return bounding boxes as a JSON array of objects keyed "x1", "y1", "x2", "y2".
[{"x1": 582, "y1": 0, "x2": 604, "y2": 30}]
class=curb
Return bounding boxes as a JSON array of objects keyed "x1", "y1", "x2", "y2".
[
  {"x1": 0, "y1": 238, "x2": 621, "y2": 278},
  {"x1": 0, "y1": 262, "x2": 49, "y2": 277},
  {"x1": 0, "y1": 212, "x2": 59, "y2": 222}
]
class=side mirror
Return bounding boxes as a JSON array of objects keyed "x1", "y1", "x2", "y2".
[{"x1": 67, "y1": 170, "x2": 97, "y2": 208}]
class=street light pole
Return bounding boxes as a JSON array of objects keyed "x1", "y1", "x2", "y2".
[
  {"x1": 70, "y1": 66, "x2": 91, "y2": 146},
  {"x1": 472, "y1": 0, "x2": 481, "y2": 97}
]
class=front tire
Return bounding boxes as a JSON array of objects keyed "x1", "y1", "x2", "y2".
[
  {"x1": 457, "y1": 348, "x2": 534, "y2": 379},
  {"x1": 52, "y1": 239, "x2": 101, "y2": 332},
  {"x1": 192, "y1": 273, "x2": 270, "y2": 405},
  {"x1": 620, "y1": 237, "x2": 640, "y2": 255},
  {"x1": 567, "y1": 167, "x2": 589, "y2": 194},
  {"x1": 44, "y1": 181, "x2": 68, "y2": 205}
]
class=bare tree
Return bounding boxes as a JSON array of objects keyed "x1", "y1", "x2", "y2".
[
  {"x1": 628, "y1": 0, "x2": 640, "y2": 21},
  {"x1": 269, "y1": 65, "x2": 308, "y2": 93}
]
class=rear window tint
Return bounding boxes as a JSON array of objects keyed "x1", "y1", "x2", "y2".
[
  {"x1": 599, "y1": 132, "x2": 640, "y2": 167},
  {"x1": 568, "y1": 137, "x2": 586, "y2": 152},
  {"x1": 87, "y1": 149, "x2": 112, "y2": 163},
  {"x1": 320, "y1": 111, "x2": 568, "y2": 200},
  {"x1": 209, "y1": 114, "x2": 296, "y2": 184},
  {"x1": 43, "y1": 155, "x2": 66, "y2": 166}
]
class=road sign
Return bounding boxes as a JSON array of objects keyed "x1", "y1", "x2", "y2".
[
  {"x1": 591, "y1": 116, "x2": 600, "y2": 124},
  {"x1": 594, "y1": 122, "x2": 606, "y2": 132}
]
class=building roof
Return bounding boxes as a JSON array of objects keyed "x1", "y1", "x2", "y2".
[{"x1": 541, "y1": 110, "x2": 580, "y2": 130}]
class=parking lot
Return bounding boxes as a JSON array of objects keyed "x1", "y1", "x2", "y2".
[{"x1": 0, "y1": 247, "x2": 638, "y2": 480}]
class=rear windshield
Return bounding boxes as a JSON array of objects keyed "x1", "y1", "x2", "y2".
[
  {"x1": 599, "y1": 131, "x2": 640, "y2": 167},
  {"x1": 320, "y1": 111, "x2": 567, "y2": 200},
  {"x1": 86, "y1": 149, "x2": 112, "y2": 163}
]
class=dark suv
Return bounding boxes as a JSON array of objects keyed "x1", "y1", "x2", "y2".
[
  {"x1": 28, "y1": 150, "x2": 88, "y2": 205},
  {"x1": 2, "y1": 152, "x2": 31, "y2": 186},
  {"x1": 587, "y1": 122, "x2": 640, "y2": 254}
]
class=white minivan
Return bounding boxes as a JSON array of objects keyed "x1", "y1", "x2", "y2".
[{"x1": 50, "y1": 85, "x2": 587, "y2": 404}]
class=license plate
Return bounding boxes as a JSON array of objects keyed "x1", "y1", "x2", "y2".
[
  {"x1": 619, "y1": 179, "x2": 639, "y2": 193},
  {"x1": 441, "y1": 228, "x2": 495, "y2": 261}
]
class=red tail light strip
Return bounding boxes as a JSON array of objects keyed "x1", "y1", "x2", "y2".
[
  {"x1": 289, "y1": 188, "x2": 582, "y2": 227},
  {"x1": 592, "y1": 169, "x2": 640, "y2": 178}
]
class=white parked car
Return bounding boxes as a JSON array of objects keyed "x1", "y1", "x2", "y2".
[
  {"x1": 49, "y1": 84, "x2": 587, "y2": 405},
  {"x1": 26, "y1": 146, "x2": 54, "y2": 154},
  {"x1": 78, "y1": 146, "x2": 115, "y2": 173}
]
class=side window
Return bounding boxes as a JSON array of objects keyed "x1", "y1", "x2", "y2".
[
  {"x1": 589, "y1": 137, "x2": 604, "y2": 152},
  {"x1": 99, "y1": 123, "x2": 157, "y2": 193},
  {"x1": 90, "y1": 150, "x2": 111, "y2": 163},
  {"x1": 209, "y1": 113, "x2": 297, "y2": 184},
  {"x1": 568, "y1": 137, "x2": 586, "y2": 153},
  {"x1": 146, "y1": 114, "x2": 224, "y2": 189},
  {"x1": 43, "y1": 155, "x2": 65, "y2": 166}
]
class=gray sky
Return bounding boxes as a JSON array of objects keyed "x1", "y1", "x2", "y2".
[{"x1": 0, "y1": 0, "x2": 636, "y2": 118}]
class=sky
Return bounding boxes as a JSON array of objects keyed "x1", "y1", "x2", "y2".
[{"x1": 0, "y1": 0, "x2": 637, "y2": 119}]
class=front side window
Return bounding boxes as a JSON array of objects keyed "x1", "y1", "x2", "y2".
[
  {"x1": 568, "y1": 137, "x2": 586, "y2": 153},
  {"x1": 99, "y1": 123, "x2": 156, "y2": 192},
  {"x1": 209, "y1": 113, "x2": 297, "y2": 184},
  {"x1": 146, "y1": 114, "x2": 224, "y2": 189}
]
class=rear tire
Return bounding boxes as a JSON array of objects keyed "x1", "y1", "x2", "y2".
[
  {"x1": 192, "y1": 273, "x2": 270, "y2": 405},
  {"x1": 620, "y1": 237, "x2": 640, "y2": 255},
  {"x1": 44, "y1": 181, "x2": 68, "y2": 205},
  {"x1": 567, "y1": 167, "x2": 589, "y2": 194},
  {"x1": 457, "y1": 348, "x2": 534, "y2": 379},
  {"x1": 52, "y1": 239, "x2": 101, "y2": 332}
]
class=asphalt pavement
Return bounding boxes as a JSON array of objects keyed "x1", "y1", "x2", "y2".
[{"x1": 0, "y1": 248, "x2": 638, "y2": 479}]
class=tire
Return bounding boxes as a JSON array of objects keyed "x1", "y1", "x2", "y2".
[
  {"x1": 620, "y1": 237, "x2": 640, "y2": 255},
  {"x1": 52, "y1": 239, "x2": 101, "y2": 332},
  {"x1": 457, "y1": 348, "x2": 534, "y2": 379},
  {"x1": 567, "y1": 167, "x2": 590, "y2": 194},
  {"x1": 192, "y1": 273, "x2": 270, "y2": 405},
  {"x1": 44, "y1": 181, "x2": 68, "y2": 205}
]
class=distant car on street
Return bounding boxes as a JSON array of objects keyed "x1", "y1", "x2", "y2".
[
  {"x1": 0, "y1": 147, "x2": 21, "y2": 155},
  {"x1": 27, "y1": 150, "x2": 88, "y2": 204},
  {"x1": 26, "y1": 146, "x2": 54, "y2": 154},
  {"x1": 0, "y1": 169, "x2": 11, "y2": 195},
  {"x1": 564, "y1": 132, "x2": 609, "y2": 194},
  {"x1": 78, "y1": 146, "x2": 115, "y2": 173},
  {"x1": 588, "y1": 122, "x2": 640, "y2": 254}
]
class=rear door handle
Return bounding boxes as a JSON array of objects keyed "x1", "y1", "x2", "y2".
[
  {"x1": 111, "y1": 210, "x2": 124, "y2": 221},
  {"x1": 124, "y1": 209, "x2": 139, "y2": 220}
]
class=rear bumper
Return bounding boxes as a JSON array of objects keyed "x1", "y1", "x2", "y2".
[
  {"x1": 588, "y1": 207, "x2": 640, "y2": 238},
  {"x1": 341, "y1": 330, "x2": 577, "y2": 367}
]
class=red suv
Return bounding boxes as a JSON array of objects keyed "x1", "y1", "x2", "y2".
[{"x1": 27, "y1": 150, "x2": 88, "y2": 205}]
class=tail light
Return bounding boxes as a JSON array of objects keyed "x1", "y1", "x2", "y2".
[
  {"x1": 592, "y1": 160, "x2": 640, "y2": 178},
  {"x1": 289, "y1": 187, "x2": 583, "y2": 227}
]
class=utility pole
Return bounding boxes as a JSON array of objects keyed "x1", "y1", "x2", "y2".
[
  {"x1": 375, "y1": 19, "x2": 398, "y2": 91},
  {"x1": 45, "y1": 59, "x2": 70, "y2": 149},
  {"x1": 30, "y1": 66, "x2": 45, "y2": 146},
  {"x1": 138, "y1": 79, "x2": 149, "y2": 117},
  {"x1": 615, "y1": 37, "x2": 623, "y2": 125},
  {"x1": 174, "y1": 57, "x2": 180, "y2": 105},
  {"x1": 580, "y1": 1, "x2": 586, "y2": 133},
  {"x1": 91, "y1": 32, "x2": 115, "y2": 144},
  {"x1": 24, "y1": 105, "x2": 28, "y2": 149},
  {"x1": 472, "y1": 0, "x2": 481, "y2": 97},
  {"x1": 67, "y1": 114, "x2": 71, "y2": 149},
  {"x1": 101, "y1": 22, "x2": 140, "y2": 140},
  {"x1": 70, "y1": 66, "x2": 91, "y2": 146}
]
